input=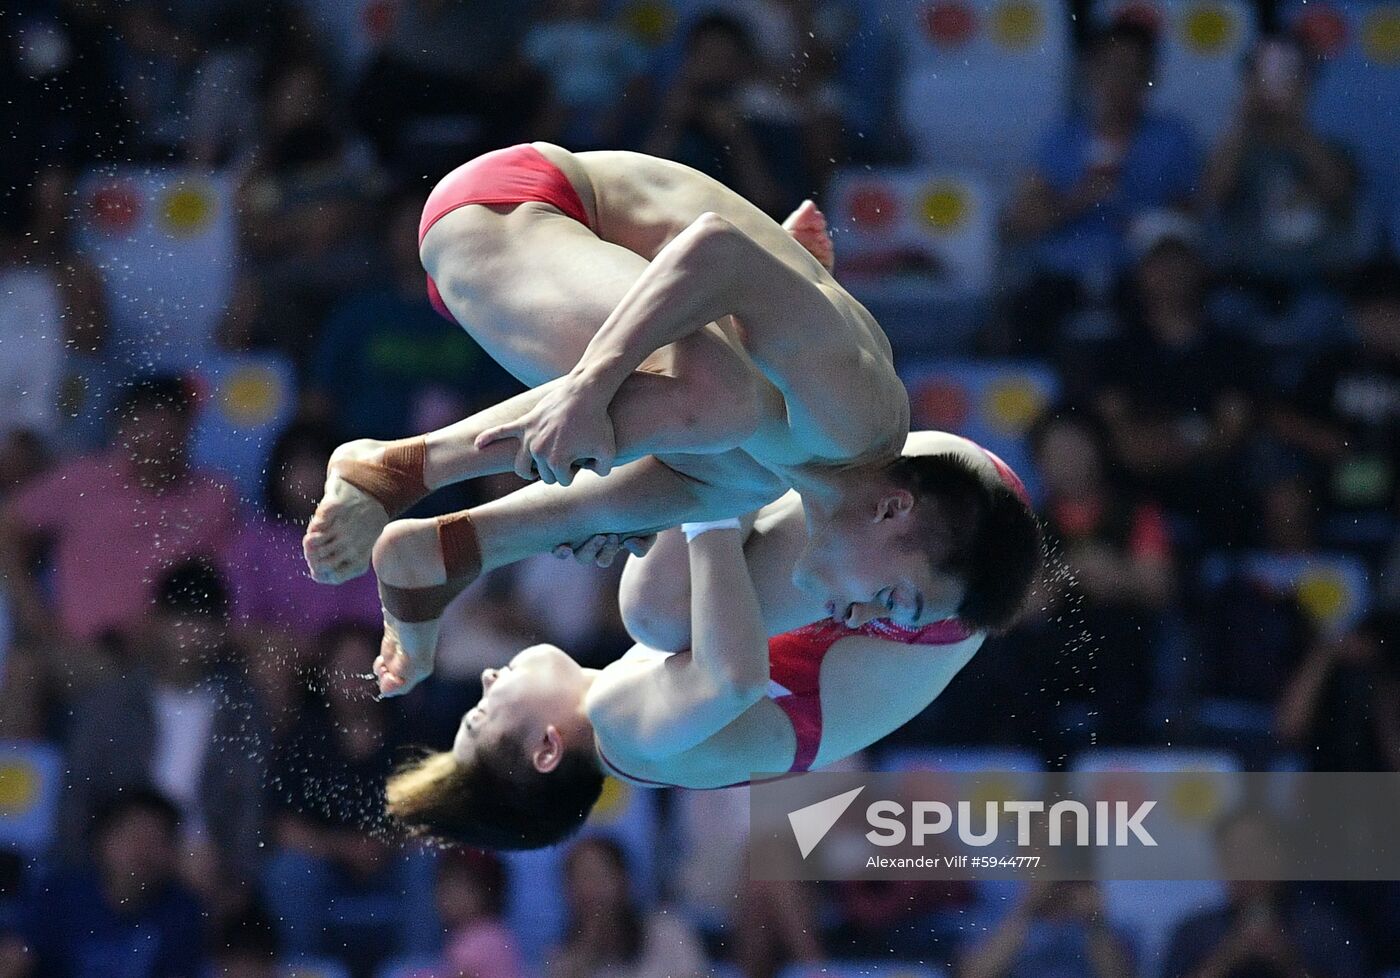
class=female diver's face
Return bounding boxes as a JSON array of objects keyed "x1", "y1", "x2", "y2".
[{"x1": 451, "y1": 644, "x2": 582, "y2": 762}]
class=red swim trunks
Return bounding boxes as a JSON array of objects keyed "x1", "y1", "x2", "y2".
[{"x1": 418, "y1": 144, "x2": 592, "y2": 325}]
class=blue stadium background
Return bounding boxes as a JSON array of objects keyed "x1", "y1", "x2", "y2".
[{"x1": 1, "y1": 0, "x2": 1399, "y2": 977}]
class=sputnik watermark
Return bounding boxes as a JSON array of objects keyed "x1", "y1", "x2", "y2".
[
  {"x1": 789, "y1": 792, "x2": 1157, "y2": 861},
  {"x1": 864, "y1": 799, "x2": 1157, "y2": 849},
  {"x1": 751, "y1": 771, "x2": 1400, "y2": 881}
]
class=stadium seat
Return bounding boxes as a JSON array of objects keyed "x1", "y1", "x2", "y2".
[
  {"x1": 1283, "y1": 1, "x2": 1400, "y2": 191},
  {"x1": 1093, "y1": 0, "x2": 1259, "y2": 145},
  {"x1": 0, "y1": 740, "x2": 63, "y2": 857},
  {"x1": 887, "y1": 0, "x2": 1072, "y2": 180},
  {"x1": 896, "y1": 358, "x2": 1060, "y2": 501},
  {"x1": 779, "y1": 961, "x2": 947, "y2": 978},
  {"x1": 1200, "y1": 551, "x2": 1372, "y2": 636},
  {"x1": 73, "y1": 167, "x2": 238, "y2": 372},
  {"x1": 188, "y1": 352, "x2": 298, "y2": 502},
  {"x1": 280, "y1": 960, "x2": 353, "y2": 978}
]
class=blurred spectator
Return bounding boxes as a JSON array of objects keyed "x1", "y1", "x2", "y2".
[
  {"x1": 263, "y1": 626, "x2": 436, "y2": 971},
  {"x1": 1204, "y1": 35, "x2": 1362, "y2": 288},
  {"x1": 0, "y1": 851, "x2": 29, "y2": 978},
  {"x1": 525, "y1": 0, "x2": 651, "y2": 150},
  {"x1": 1027, "y1": 409, "x2": 1174, "y2": 745},
  {"x1": 644, "y1": 14, "x2": 812, "y2": 216},
  {"x1": 1187, "y1": 571, "x2": 1313, "y2": 754},
  {"x1": 306, "y1": 193, "x2": 520, "y2": 441},
  {"x1": 0, "y1": 431, "x2": 50, "y2": 499},
  {"x1": 237, "y1": 56, "x2": 382, "y2": 359},
  {"x1": 704, "y1": 0, "x2": 852, "y2": 196},
  {"x1": 1270, "y1": 262, "x2": 1400, "y2": 518},
  {"x1": 548, "y1": 836, "x2": 709, "y2": 978},
  {"x1": 436, "y1": 848, "x2": 526, "y2": 978},
  {"x1": 733, "y1": 877, "x2": 824, "y2": 978},
  {"x1": 1276, "y1": 611, "x2": 1400, "y2": 771},
  {"x1": 61, "y1": 561, "x2": 266, "y2": 882},
  {"x1": 1034, "y1": 410, "x2": 1175, "y2": 613},
  {"x1": 1161, "y1": 811, "x2": 1364, "y2": 978},
  {"x1": 1086, "y1": 216, "x2": 1256, "y2": 543},
  {"x1": 0, "y1": 375, "x2": 237, "y2": 642},
  {"x1": 221, "y1": 422, "x2": 380, "y2": 644},
  {"x1": 354, "y1": 0, "x2": 547, "y2": 173},
  {"x1": 24, "y1": 788, "x2": 207, "y2": 978},
  {"x1": 956, "y1": 881, "x2": 1135, "y2": 978},
  {"x1": 207, "y1": 906, "x2": 280, "y2": 978},
  {"x1": 829, "y1": 879, "x2": 974, "y2": 961},
  {"x1": 1003, "y1": 22, "x2": 1201, "y2": 285}
]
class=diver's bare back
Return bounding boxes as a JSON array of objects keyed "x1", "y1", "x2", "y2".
[{"x1": 556, "y1": 145, "x2": 909, "y2": 473}]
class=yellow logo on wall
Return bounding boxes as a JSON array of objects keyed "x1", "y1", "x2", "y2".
[
  {"x1": 1170, "y1": 773, "x2": 1222, "y2": 821},
  {"x1": 222, "y1": 365, "x2": 281, "y2": 427},
  {"x1": 1182, "y1": 3, "x2": 1236, "y2": 55},
  {"x1": 1362, "y1": 7, "x2": 1400, "y2": 65},
  {"x1": 160, "y1": 183, "x2": 215, "y2": 238},
  {"x1": 992, "y1": 0, "x2": 1043, "y2": 49},
  {"x1": 986, "y1": 376, "x2": 1045, "y2": 432},
  {"x1": 919, "y1": 181, "x2": 970, "y2": 232},
  {"x1": 0, "y1": 762, "x2": 39, "y2": 813},
  {"x1": 1296, "y1": 567, "x2": 1349, "y2": 625}
]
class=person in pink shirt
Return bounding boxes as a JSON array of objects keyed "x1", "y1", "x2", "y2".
[
  {"x1": 0, "y1": 376, "x2": 237, "y2": 641},
  {"x1": 435, "y1": 848, "x2": 526, "y2": 978}
]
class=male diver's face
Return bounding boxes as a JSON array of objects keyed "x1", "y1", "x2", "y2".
[
  {"x1": 451, "y1": 644, "x2": 582, "y2": 761},
  {"x1": 792, "y1": 491, "x2": 964, "y2": 630}
]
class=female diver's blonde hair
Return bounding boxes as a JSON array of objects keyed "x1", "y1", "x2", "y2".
[{"x1": 386, "y1": 743, "x2": 604, "y2": 851}]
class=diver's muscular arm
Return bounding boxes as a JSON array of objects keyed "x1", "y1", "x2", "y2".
[
  {"x1": 479, "y1": 212, "x2": 900, "y2": 483},
  {"x1": 579, "y1": 213, "x2": 902, "y2": 451},
  {"x1": 590, "y1": 526, "x2": 773, "y2": 759}
]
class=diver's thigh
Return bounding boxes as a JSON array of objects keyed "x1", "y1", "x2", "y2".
[{"x1": 424, "y1": 206, "x2": 652, "y2": 385}]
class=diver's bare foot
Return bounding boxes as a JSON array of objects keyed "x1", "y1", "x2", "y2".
[
  {"x1": 374, "y1": 615, "x2": 440, "y2": 698},
  {"x1": 304, "y1": 439, "x2": 393, "y2": 584},
  {"x1": 783, "y1": 199, "x2": 834, "y2": 272},
  {"x1": 369, "y1": 518, "x2": 449, "y2": 697}
]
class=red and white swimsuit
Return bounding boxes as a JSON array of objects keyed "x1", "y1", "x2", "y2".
[{"x1": 597, "y1": 616, "x2": 977, "y2": 789}]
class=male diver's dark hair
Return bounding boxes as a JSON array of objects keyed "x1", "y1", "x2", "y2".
[
  {"x1": 387, "y1": 743, "x2": 604, "y2": 851},
  {"x1": 885, "y1": 453, "x2": 1043, "y2": 634}
]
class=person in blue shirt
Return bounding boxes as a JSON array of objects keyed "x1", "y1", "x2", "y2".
[
  {"x1": 1003, "y1": 21, "x2": 1202, "y2": 285},
  {"x1": 24, "y1": 789, "x2": 205, "y2": 978}
]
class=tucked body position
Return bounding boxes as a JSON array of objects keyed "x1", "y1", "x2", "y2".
[
  {"x1": 386, "y1": 432, "x2": 1032, "y2": 849},
  {"x1": 301, "y1": 143, "x2": 1042, "y2": 696}
]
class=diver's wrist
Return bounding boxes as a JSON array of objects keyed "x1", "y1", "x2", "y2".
[{"x1": 681, "y1": 518, "x2": 742, "y2": 542}]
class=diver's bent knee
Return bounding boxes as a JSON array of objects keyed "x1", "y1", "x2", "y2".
[{"x1": 619, "y1": 582, "x2": 691, "y2": 653}]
